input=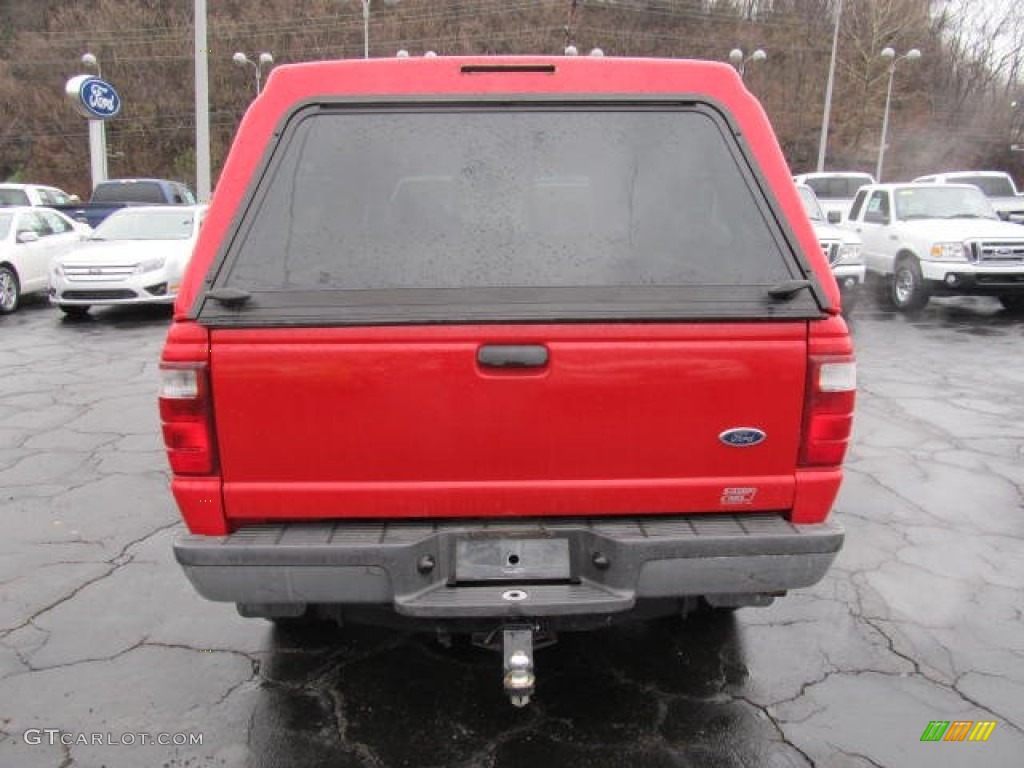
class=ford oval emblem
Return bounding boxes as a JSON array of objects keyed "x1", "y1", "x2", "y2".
[
  {"x1": 719, "y1": 428, "x2": 766, "y2": 447},
  {"x1": 69, "y1": 76, "x2": 122, "y2": 120}
]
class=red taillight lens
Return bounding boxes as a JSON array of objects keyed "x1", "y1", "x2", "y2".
[
  {"x1": 800, "y1": 357, "x2": 856, "y2": 467},
  {"x1": 159, "y1": 363, "x2": 215, "y2": 475}
]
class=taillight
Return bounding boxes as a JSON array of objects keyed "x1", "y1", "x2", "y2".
[
  {"x1": 800, "y1": 356, "x2": 856, "y2": 467},
  {"x1": 159, "y1": 362, "x2": 216, "y2": 475}
]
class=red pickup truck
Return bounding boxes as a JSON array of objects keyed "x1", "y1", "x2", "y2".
[{"x1": 160, "y1": 56, "x2": 855, "y2": 706}]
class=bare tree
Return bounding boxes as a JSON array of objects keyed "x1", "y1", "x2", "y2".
[{"x1": 2, "y1": 0, "x2": 1021, "y2": 190}]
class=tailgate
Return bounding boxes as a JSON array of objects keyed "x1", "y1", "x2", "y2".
[{"x1": 210, "y1": 322, "x2": 807, "y2": 520}]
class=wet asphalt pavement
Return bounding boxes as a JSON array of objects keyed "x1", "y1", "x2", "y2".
[{"x1": 1, "y1": 293, "x2": 1023, "y2": 768}]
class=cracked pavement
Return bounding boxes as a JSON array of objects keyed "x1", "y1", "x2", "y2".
[{"x1": 1, "y1": 295, "x2": 1023, "y2": 767}]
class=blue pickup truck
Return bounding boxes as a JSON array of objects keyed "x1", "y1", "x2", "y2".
[{"x1": 54, "y1": 178, "x2": 197, "y2": 229}]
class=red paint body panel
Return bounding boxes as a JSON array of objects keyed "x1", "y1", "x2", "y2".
[
  {"x1": 161, "y1": 320, "x2": 210, "y2": 363},
  {"x1": 175, "y1": 57, "x2": 837, "y2": 318},
  {"x1": 791, "y1": 469, "x2": 844, "y2": 525},
  {"x1": 209, "y1": 323, "x2": 806, "y2": 520},
  {"x1": 171, "y1": 477, "x2": 227, "y2": 535},
  {"x1": 162, "y1": 57, "x2": 855, "y2": 535},
  {"x1": 221, "y1": 478, "x2": 795, "y2": 521}
]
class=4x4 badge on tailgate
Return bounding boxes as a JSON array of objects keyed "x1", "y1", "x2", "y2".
[{"x1": 719, "y1": 428, "x2": 766, "y2": 447}]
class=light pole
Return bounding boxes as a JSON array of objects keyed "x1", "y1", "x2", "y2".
[
  {"x1": 816, "y1": 0, "x2": 843, "y2": 172},
  {"x1": 361, "y1": 0, "x2": 370, "y2": 59},
  {"x1": 233, "y1": 51, "x2": 274, "y2": 96},
  {"x1": 358, "y1": 1, "x2": 400, "y2": 60},
  {"x1": 1011, "y1": 100, "x2": 1023, "y2": 151},
  {"x1": 80, "y1": 52, "x2": 109, "y2": 187},
  {"x1": 728, "y1": 48, "x2": 766, "y2": 79},
  {"x1": 876, "y1": 47, "x2": 921, "y2": 182},
  {"x1": 195, "y1": 0, "x2": 211, "y2": 202}
]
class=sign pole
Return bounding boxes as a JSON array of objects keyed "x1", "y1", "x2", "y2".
[
  {"x1": 88, "y1": 120, "x2": 106, "y2": 189},
  {"x1": 99, "y1": 120, "x2": 109, "y2": 183}
]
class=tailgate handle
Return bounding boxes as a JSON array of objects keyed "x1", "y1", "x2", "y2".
[{"x1": 477, "y1": 345, "x2": 549, "y2": 369}]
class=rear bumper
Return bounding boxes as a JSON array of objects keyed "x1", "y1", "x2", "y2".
[{"x1": 174, "y1": 513, "x2": 843, "y2": 619}]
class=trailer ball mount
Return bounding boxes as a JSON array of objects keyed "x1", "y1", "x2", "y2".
[
  {"x1": 472, "y1": 624, "x2": 555, "y2": 707},
  {"x1": 502, "y1": 627, "x2": 536, "y2": 707}
]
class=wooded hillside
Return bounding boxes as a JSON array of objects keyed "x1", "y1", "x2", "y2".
[{"x1": 2, "y1": 0, "x2": 1022, "y2": 197}]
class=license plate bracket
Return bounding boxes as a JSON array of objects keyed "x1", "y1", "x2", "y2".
[{"x1": 454, "y1": 537, "x2": 571, "y2": 582}]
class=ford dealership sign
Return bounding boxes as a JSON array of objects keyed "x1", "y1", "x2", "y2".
[{"x1": 64, "y1": 75, "x2": 122, "y2": 120}]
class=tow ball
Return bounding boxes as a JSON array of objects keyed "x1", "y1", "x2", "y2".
[{"x1": 501, "y1": 626, "x2": 536, "y2": 707}]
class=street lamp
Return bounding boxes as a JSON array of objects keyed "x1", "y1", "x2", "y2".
[
  {"x1": 357, "y1": 1, "x2": 400, "y2": 60},
  {"x1": 80, "y1": 52, "x2": 109, "y2": 187},
  {"x1": 728, "y1": 48, "x2": 766, "y2": 79},
  {"x1": 876, "y1": 47, "x2": 921, "y2": 182},
  {"x1": 233, "y1": 51, "x2": 274, "y2": 96},
  {"x1": 81, "y1": 52, "x2": 101, "y2": 76}
]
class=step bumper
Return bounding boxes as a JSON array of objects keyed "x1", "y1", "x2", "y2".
[{"x1": 174, "y1": 513, "x2": 844, "y2": 619}]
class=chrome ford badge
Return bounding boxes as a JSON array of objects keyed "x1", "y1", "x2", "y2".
[{"x1": 719, "y1": 428, "x2": 766, "y2": 447}]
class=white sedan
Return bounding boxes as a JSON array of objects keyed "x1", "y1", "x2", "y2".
[
  {"x1": 0, "y1": 207, "x2": 89, "y2": 313},
  {"x1": 50, "y1": 205, "x2": 207, "y2": 317}
]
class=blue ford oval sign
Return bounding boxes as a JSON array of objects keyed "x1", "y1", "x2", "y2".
[
  {"x1": 64, "y1": 75, "x2": 121, "y2": 120},
  {"x1": 719, "y1": 428, "x2": 767, "y2": 447}
]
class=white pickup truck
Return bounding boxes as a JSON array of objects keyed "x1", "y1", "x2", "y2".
[
  {"x1": 913, "y1": 171, "x2": 1024, "y2": 223},
  {"x1": 844, "y1": 183, "x2": 1024, "y2": 312},
  {"x1": 796, "y1": 184, "x2": 865, "y2": 311}
]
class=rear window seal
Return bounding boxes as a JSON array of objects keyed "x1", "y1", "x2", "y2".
[{"x1": 199, "y1": 286, "x2": 823, "y2": 327}]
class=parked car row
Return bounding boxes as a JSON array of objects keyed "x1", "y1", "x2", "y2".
[
  {"x1": 1, "y1": 178, "x2": 198, "y2": 228},
  {"x1": 0, "y1": 204, "x2": 206, "y2": 314},
  {"x1": 792, "y1": 169, "x2": 1024, "y2": 313},
  {"x1": 793, "y1": 169, "x2": 1024, "y2": 225}
]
